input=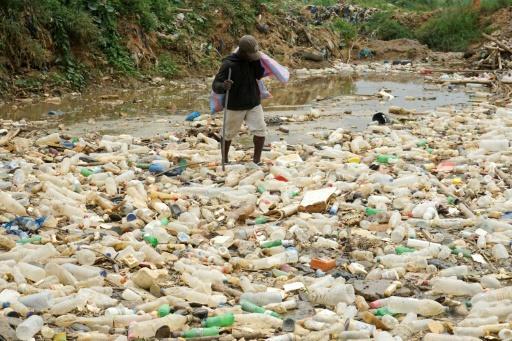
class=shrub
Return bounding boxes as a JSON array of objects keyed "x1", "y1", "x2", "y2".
[
  {"x1": 363, "y1": 12, "x2": 411, "y2": 40},
  {"x1": 331, "y1": 19, "x2": 358, "y2": 43},
  {"x1": 416, "y1": 7, "x2": 481, "y2": 51},
  {"x1": 156, "y1": 54, "x2": 179, "y2": 78}
]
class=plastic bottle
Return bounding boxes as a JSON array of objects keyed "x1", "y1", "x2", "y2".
[
  {"x1": 182, "y1": 327, "x2": 220, "y2": 338},
  {"x1": 157, "y1": 304, "x2": 171, "y2": 317},
  {"x1": 424, "y1": 333, "x2": 480, "y2": 341},
  {"x1": 431, "y1": 278, "x2": 483, "y2": 296},
  {"x1": 240, "y1": 292, "x2": 282, "y2": 306},
  {"x1": 439, "y1": 265, "x2": 469, "y2": 278},
  {"x1": 458, "y1": 316, "x2": 498, "y2": 327},
  {"x1": 481, "y1": 275, "x2": 501, "y2": 289},
  {"x1": 76, "y1": 249, "x2": 97, "y2": 266},
  {"x1": 0, "y1": 191, "x2": 27, "y2": 215},
  {"x1": 391, "y1": 224, "x2": 407, "y2": 243},
  {"x1": 36, "y1": 133, "x2": 61, "y2": 146},
  {"x1": 492, "y1": 244, "x2": 509, "y2": 259},
  {"x1": 128, "y1": 314, "x2": 187, "y2": 339},
  {"x1": 18, "y1": 262, "x2": 47, "y2": 282},
  {"x1": 202, "y1": 312, "x2": 235, "y2": 327},
  {"x1": 479, "y1": 139, "x2": 509, "y2": 152},
  {"x1": 16, "y1": 315, "x2": 44, "y2": 340},
  {"x1": 264, "y1": 300, "x2": 298, "y2": 313},
  {"x1": 105, "y1": 176, "x2": 117, "y2": 196},
  {"x1": 241, "y1": 299, "x2": 281, "y2": 318},
  {"x1": 308, "y1": 283, "x2": 355, "y2": 306},
  {"x1": 18, "y1": 291, "x2": 52, "y2": 311},
  {"x1": 260, "y1": 240, "x2": 294, "y2": 248},
  {"x1": 248, "y1": 249, "x2": 298, "y2": 270},
  {"x1": 471, "y1": 286, "x2": 512, "y2": 305},
  {"x1": 104, "y1": 306, "x2": 135, "y2": 316},
  {"x1": 370, "y1": 297, "x2": 445, "y2": 316}
]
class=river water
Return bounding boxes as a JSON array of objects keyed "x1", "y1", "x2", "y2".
[{"x1": 1, "y1": 72, "x2": 471, "y2": 145}]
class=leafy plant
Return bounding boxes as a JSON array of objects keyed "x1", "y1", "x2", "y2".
[
  {"x1": 416, "y1": 7, "x2": 481, "y2": 51},
  {"x1": 331, "y1": 19, "x2": 358, "y2": 44},
  {"x1": 363, "y1": 12, "x2": 411, "y2": 40},
  {"x1": 156, "y1": 53, "x2": 179, "y2": 78}
]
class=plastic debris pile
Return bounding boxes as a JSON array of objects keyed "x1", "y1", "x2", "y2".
[{"x1": 0, "y1": 97, "x2": 512, "y2": 341}]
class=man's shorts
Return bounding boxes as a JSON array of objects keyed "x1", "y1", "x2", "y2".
[{"x1": 223, "y1": 105, "x2": 266, "y2": 140}]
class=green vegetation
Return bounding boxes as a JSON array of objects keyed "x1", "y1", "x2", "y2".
[
  {"x1": 363, "y1": 12, "x2": 411, "y2": 40},
  {"x1": 1, "y1": 0, "x2": 511, "y2": 97},
  {"x1": 331, "y1": 19, "x2": 358, "y2": 45},
  {"x1": 416, "y1": 8, "x2": 482, "y2": 52}
]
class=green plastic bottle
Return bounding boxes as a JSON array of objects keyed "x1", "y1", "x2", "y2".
[
  {"x1": 157, "y1": 304, "x2": 171, "y2": 317},
  {"x1": 450, "y1": 246, "x2": 471, "y2": 258},
  {"x1": 240, "y1": 300, "x2": 281, "y2": 318},
  {"x1": 416, "y1": 139, "x2": 428, "y2": 147},
  {"x1": 202, "y1": 313, "x2": 235, "y2": 327},
  {"x1": 136, "y1": 163, "x2": 150, "y2": 169},
  {"x1": 447, "y1": 196, "x2": 456, "y2": 205},
  {"x1": 261, "y1": 240, "x2": 282, "y2": 248},
  {"x1": 17, "y1": 236, "x2": 42, "y2": 244},
  {"x1": 80, "y1": 168, "x2": 93, "y2": 177},
  {"x1": 395, "y1": 246, "x2": 415, "y2": 255},
  {"x1": 254, "y1": 216, "x2": 268, "y2": 225},
  {"x1": 374, "y1": 307, "x2": 395, "y2": 316},
  {"x1": 257, "y1": 185, "x2": 266, "y2": 194},
  {"x1": 143, "y1": 235, "x2": 158, "y2": 248},
  {"x1": 376, "y1": 154, "x2": 397, "y2": 164},
  {"x1": 260, "y1": 240, "x2": 294, "y2": 248},
  {"x1": 182, "y1": 327, "x2": 220, "y2": 338},
  {"x1": 365, "y1": 207, "x2": 383, "y2": 216},
  {"x1": 160, "y1": 217, "x2": 169, "y2": 226}
]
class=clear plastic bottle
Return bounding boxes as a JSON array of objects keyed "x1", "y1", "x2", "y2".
[
  {"x1": 391, "y1": 224, "x2": 407, "y2": 243},
  {"x1": 128, "y1": 314, "x2": 187, "y2": 339},
  {"x1": 370, "y1": 297, "x2": 445, "y2": 316},
  {"x1": 248, "y1": 249, "x2": 299, "y2": 270},
  {"x1": 16, "y1": 315, "x2": 44, "y2": 340},
  {"x1": 105, "y1": 176, "x2": 118, "y2": 196},
  {"x1": 18, "y1": 291, "x2": 52, "y2": 311},
  {"x1": 471, "y1": 286, "x2": 512, "y2": 305},
  {"x1": 431, "y1": 278, "x2": 483, "y2": 296},
  {"x1": 50, "y1": 293, "x2": 88, "y2": 315},
  {"x1": 458, "y1": 316, "x2": 498, "y2": 327},
  {"x1": 312, "y1": 237, "x2": 339, "y2": 249},
  {"x1": 76, "y1": 249, "x2": 97, "y2": 266},
  {"x1": 18, "y1": 262, "x2": 46, "y2": 282},
  {"x1": 439, "y1": 265, "x2": 469, "y2": 278},
  {"x1": 240, "y1": 291, "x2": 283, "y2": 306},
  {"x1": 0, "y1": 191, "x2": 27, "y2": 215},
  {"x1": 308, "y1": 283, "x2": 355, "y2": 306},
  {"x1": 423, "y1": 333, "x2": 480, "y2": 341},
  {"x1": 481, "y1": 275, "x2": 501, "y2": 289},
  {"x1": 36, "y1": 133, "x2": 61, "y2": 146},
  {"x1": 492, "y1": 244, "x2": 509, "y2": 260}
]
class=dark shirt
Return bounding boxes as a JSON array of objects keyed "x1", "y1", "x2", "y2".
[{"x1": 212, "y1": 53, "x2": 265, "y2": 110}]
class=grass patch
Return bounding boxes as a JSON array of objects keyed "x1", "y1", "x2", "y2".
[
  {"x1": 416, "y1": 7, "x2": 481, "y2": 51},
  {"x1": 156, "y1": 54, "x2": 179, "y2": 78},
  {"x1": 363, "y1": 12, "x2": 411, "y2": 40}
]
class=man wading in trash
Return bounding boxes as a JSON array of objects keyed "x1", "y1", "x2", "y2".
[{"x1": 212, "y1": 35, "x2": 266, "y2": 166}]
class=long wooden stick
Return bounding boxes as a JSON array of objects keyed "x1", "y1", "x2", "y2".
[{"x1": 221, "y1": 68, "x2": 232, "y2": 172}]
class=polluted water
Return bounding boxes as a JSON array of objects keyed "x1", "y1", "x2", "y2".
[{"x1": 1, "y1": 65, "x2": 512, "y2": 341}]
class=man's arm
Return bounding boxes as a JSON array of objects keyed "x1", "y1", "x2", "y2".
[{"x1": 212, "y1": 61, "x2": 231, "y2": 94}]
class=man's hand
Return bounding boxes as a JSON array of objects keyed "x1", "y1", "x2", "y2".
[{"x1": 224, "y1": 80, "x2": 234, "y2": 91}]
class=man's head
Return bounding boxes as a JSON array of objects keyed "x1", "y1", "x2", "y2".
[{"x1": 238, "y1": 35, "x2": 261, "y2": 61}]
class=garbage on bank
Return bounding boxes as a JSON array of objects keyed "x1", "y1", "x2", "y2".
[{"x1": 0, "y1": 91, "x2": 512, "y2": 341}]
